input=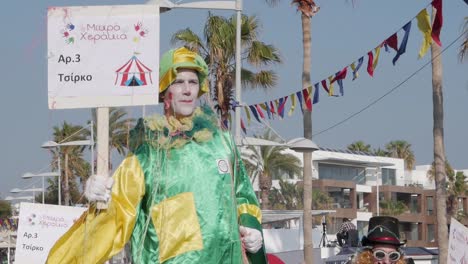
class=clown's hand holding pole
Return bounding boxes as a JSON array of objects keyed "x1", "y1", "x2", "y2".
[
  {"x1": 239, "y1": 226, "x2": 263, "y2": 253},
  {"x1": 84, "y1": 174, "x2": 114, "y2": 202}
]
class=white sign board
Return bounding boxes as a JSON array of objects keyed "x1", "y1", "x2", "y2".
[
  {"x1": 47, "y1": 5, "x2": 160, "y2": 109},
  {"x1": 448, "y1": 217, "x2": 468, "y2": 264},
  {"x1": 14, "y1": 203, "x2": 87, "y2": 264}
]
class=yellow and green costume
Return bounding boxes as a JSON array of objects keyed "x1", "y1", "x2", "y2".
[{"x1": 46, "y1": 106, "x2": 267, "y2": 264}]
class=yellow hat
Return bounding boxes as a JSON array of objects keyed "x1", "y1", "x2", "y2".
[{"x1": 159, "y1": 47, "x2": 209, "y2": 100}]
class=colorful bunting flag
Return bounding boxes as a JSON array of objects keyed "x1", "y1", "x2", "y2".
[
  {"x1": 303, "y1": 88, "x2": 312, "y2": 111},
  {"x1": 313, "y1": 83, "x2": 319, "y2": 104},
  {"x1": 431, "y1": 0, "x2": 443, "y2": 46},
  {"x1": 262, "y1": 102, "x2": 271, "y2": 119},
  {"x1": 296, "y1": 91, "x2": 304, "y2": 113},
  {"x1": 328, "y1": 76, "x2": 335, "y2": 96},
  {"x1": 249, "y1": 105, "x2": 261, "y2": 122},
  {"x1": 393, "y1": 21, "x2": 412, "y2": 65},
  {"x1": 373, "y1": 45, "x2": 381, "y2": 71},
  {"x1": 244, "y1": 106, "x2": 252, "y2": 125},
  {"x1": 321, "y1": 79, "x2": 330, "y2": 94},
  {"x1": 331, "y1": 67, "x2": 348, "y2": 83},
  {"x1": 241, "y1": 118, "x2": 247, "y2": 134},
  {"x1": 385, "y1": 33, "x2": 399, "y2": 52},
  {"x1": 351, "y1": 57, "x2": 364, "y2": 80},
  {"x1": 270, "y1": 101, "x2": 276, "y2": 115},
  {"x1": 367, "y1": 51, "x2": 374, "y2": 77},
  {"x1": 288, "y1": 94, "x2": 296, "y2": 116},
  {"x1": 278, "y1": 97, "x2": 288, "y2": 118},
  {"x1": 255, "y1": 104, "x2": 265, "y2": 119},
  {"x1": 416, "y1": 8, "x2": 432, "y2": 58}
]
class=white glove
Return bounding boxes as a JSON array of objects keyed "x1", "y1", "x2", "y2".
[
  {"x1": 84, "y1": 175, "x2": 114, "y2": 202},
  {"x1": 239, "y1": 226, "x2": 263, "y2": 253}
]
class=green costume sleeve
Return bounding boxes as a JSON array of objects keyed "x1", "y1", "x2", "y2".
[
  {"x1": 227, "y1": 134, "x2": 267, "y2": 264},
  {"x1": 46, "y1": 155, "x2": 146, "y2": 264}
]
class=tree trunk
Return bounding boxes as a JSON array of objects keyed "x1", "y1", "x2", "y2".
[
  {"x1": 301, "y1": 13, "x2": 314, "y2": 264},
  {"x1": 431, "y1": 7, "x2": 448, "y2": 263},
  {"x1": 64, "y1": 153, "x2": 71, "y2": 206},
  {"x1": 259, "y1": 172, "x2": 272, "y2": 209}
]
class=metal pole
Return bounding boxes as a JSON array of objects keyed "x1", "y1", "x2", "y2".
[
  {"x1": 96, "y1": 107, "x2": 109, "y2": 209},
  {"x1": 58, "y1": 155, "x2": 61, "y2": 205},
  {"x1": 234, "y1": 0, "x2": 242, "y2": 143},
  {"x1": 376, "y1": 166, "x2": 380, "y2": 216},
  {"x1": 7, "y1": 230, "x2": 10, "y2": 264},
  {"x1": 91, "y1": 120, "x2": 95, "y2": 175},
  {"x1": 42, "y1": 175, "x2": 45, "y2": 204}
]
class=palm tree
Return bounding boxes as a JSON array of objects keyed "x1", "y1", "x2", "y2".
[
  {"x1": 431, "y1": 6, "x2": 448, "y2": 261},
  {"x1": 0, "y1": 200, "x2": 12, "y2": 218},
  {"x1": 49, "y1": 122, "x2": 90, "y2": 206},
  {"x1": 270, "y1": 180, "x2": 303, "y2": 210},
  {"x1": 171, "y1": 13, "x2": 281, "y2": 126},
  {"x1": 379, "y1": 200, "x2": 408, "y2": 216},
  {"x1": 91, "y1": 107, "x2": 135, "y2": 171},
  {"x1": 384, "y1": 140, "x2": 416, "y2": 170},
  {"x1": 241, "y1": 130, "x2": 302, "y2": 209},
  {"x1": 428, "y1": 161, "x2": 468, "y2": 219},
  {"x1": 372, "y1": 147, "x2": 388, "y2": 157},
  {"x1": 262, "y1": 1, "x2": 319, "y2": 261},
  {"x1": 347, "y1": 141, "x2": 372, "y2": 153}
]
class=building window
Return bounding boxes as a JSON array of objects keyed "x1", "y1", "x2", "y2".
[
  {"x1": 427, "y1": 224, "x2": 435, "y2": 242},
  {"x1": 318, "y1": 163, "x2": 365, "y2": 183},
  {"x1": 426, "y1": 196, "x2": 434, "y2": 216},
  {"x1": 381, "y1": 168, "x2": 396, "y2": 185},
  {"x1": 410, "y1": 194, "x2": 419, "y2": 214}
]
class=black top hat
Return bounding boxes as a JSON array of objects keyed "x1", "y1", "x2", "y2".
[{"x1": 361, "y1": 216, "x2": 405, "y2": 246}]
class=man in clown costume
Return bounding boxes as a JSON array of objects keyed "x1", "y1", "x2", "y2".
[{"x1": 46, "y1": 47, "x2": 267, "y2": 264}]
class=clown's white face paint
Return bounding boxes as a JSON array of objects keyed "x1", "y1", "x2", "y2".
[{"x1": 165, "y1": 69, "x2": 200, "y2": 118}]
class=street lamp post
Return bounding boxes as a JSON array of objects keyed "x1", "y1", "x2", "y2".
[
  {"x1": 22, "y1": 172, "x2": 60, "y2": 204},
  {"x1": 41, "y1": 139, "x2": 94, "y2": 205}
]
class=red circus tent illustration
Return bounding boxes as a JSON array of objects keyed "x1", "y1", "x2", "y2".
[{"x1": 115, "y1": 55, "x2": 153, "y2": 86}]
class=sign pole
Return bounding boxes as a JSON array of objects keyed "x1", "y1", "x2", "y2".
[{"x1": 96, "y1": 107, "x2": 109, "y2": 209}]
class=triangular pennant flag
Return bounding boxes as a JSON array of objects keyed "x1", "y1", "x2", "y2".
[
  {"x1": 241, "y1": 118, "x2": 247, "y2": 134},
  {"x1": 278, "y1": 96, "x2": 288, "y2": 118},
  {"x1": 351, "y1": 57, "x2": 364, "y2": 80},
  {"x1": 303, "y1": 88, "x2": 312, "y2": 111},
  {"x1": 244, "y1": 106, "x2": 251, "y2": 125},
  {"x1": 373, "y1": 45, "x2": 381, "y2": 71},
  {"x1": 337, "y1": 79, "x2": 344, "y2": 96},
  {"x1": 296, "y1": 91, "x2": 304, "y2": 113},
  {"x1": 248, "y1": 105, "x2": 261, "y2": 123},
  {"x1": 270, "y1": 101, "x2": 276, "y2": 115},
  {"x1": 262, "y1": 102, "x2": 271, "y2": 119},
  {"x1": 328, "y1": 76, "x2": 335, "y2": 96},
  {"x1": 416, "y1": 8, "x2": 432, "y2": 58},
  {"x1": 255, "y1": 104, "x2": 265, "y2": 119},
  {"x1": 288, "y1": 94, "x2": 296, "y2": 116},
  {"x1": 431, "y1": 0, "x2": 443, "y2": 46},
  {"x1": 367, "y1": 51, "x2": 374, "y2": 77},
  {"x1": 331, "y1": 66, "x2": 348, "y2": 83},
  {"x1": 393, "y1": 21, "x2": 412, "y2": 65},
  {"x1": 313, "y1": 83, "x2": 319, "y2": 104},
  {"x1": 385, "y1": 33, "x2": 399, "y2": 52},
  {"x1": 321, "y1": 79, "x2": 330, "y2": 94}
]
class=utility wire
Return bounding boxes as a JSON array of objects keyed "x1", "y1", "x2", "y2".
[{"x1": 313, "y1": 31, "x2": 466, "y2": 137}]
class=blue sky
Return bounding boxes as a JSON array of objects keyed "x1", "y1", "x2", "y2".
[{"x1": 1, "y1": 0, "x2": 467, "y2": 198}]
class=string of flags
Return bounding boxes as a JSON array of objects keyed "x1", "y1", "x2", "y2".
[
  {"x1": 0, "y1": 218, "x2": 19, "y2": 231},
  {"x1": 240, "y1": 0, "x2": 443, "y2": 134}
]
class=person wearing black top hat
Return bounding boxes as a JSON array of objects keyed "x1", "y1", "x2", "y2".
[{"x1": 348, "y1": 216, "x2": 413, "y2": 264}]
